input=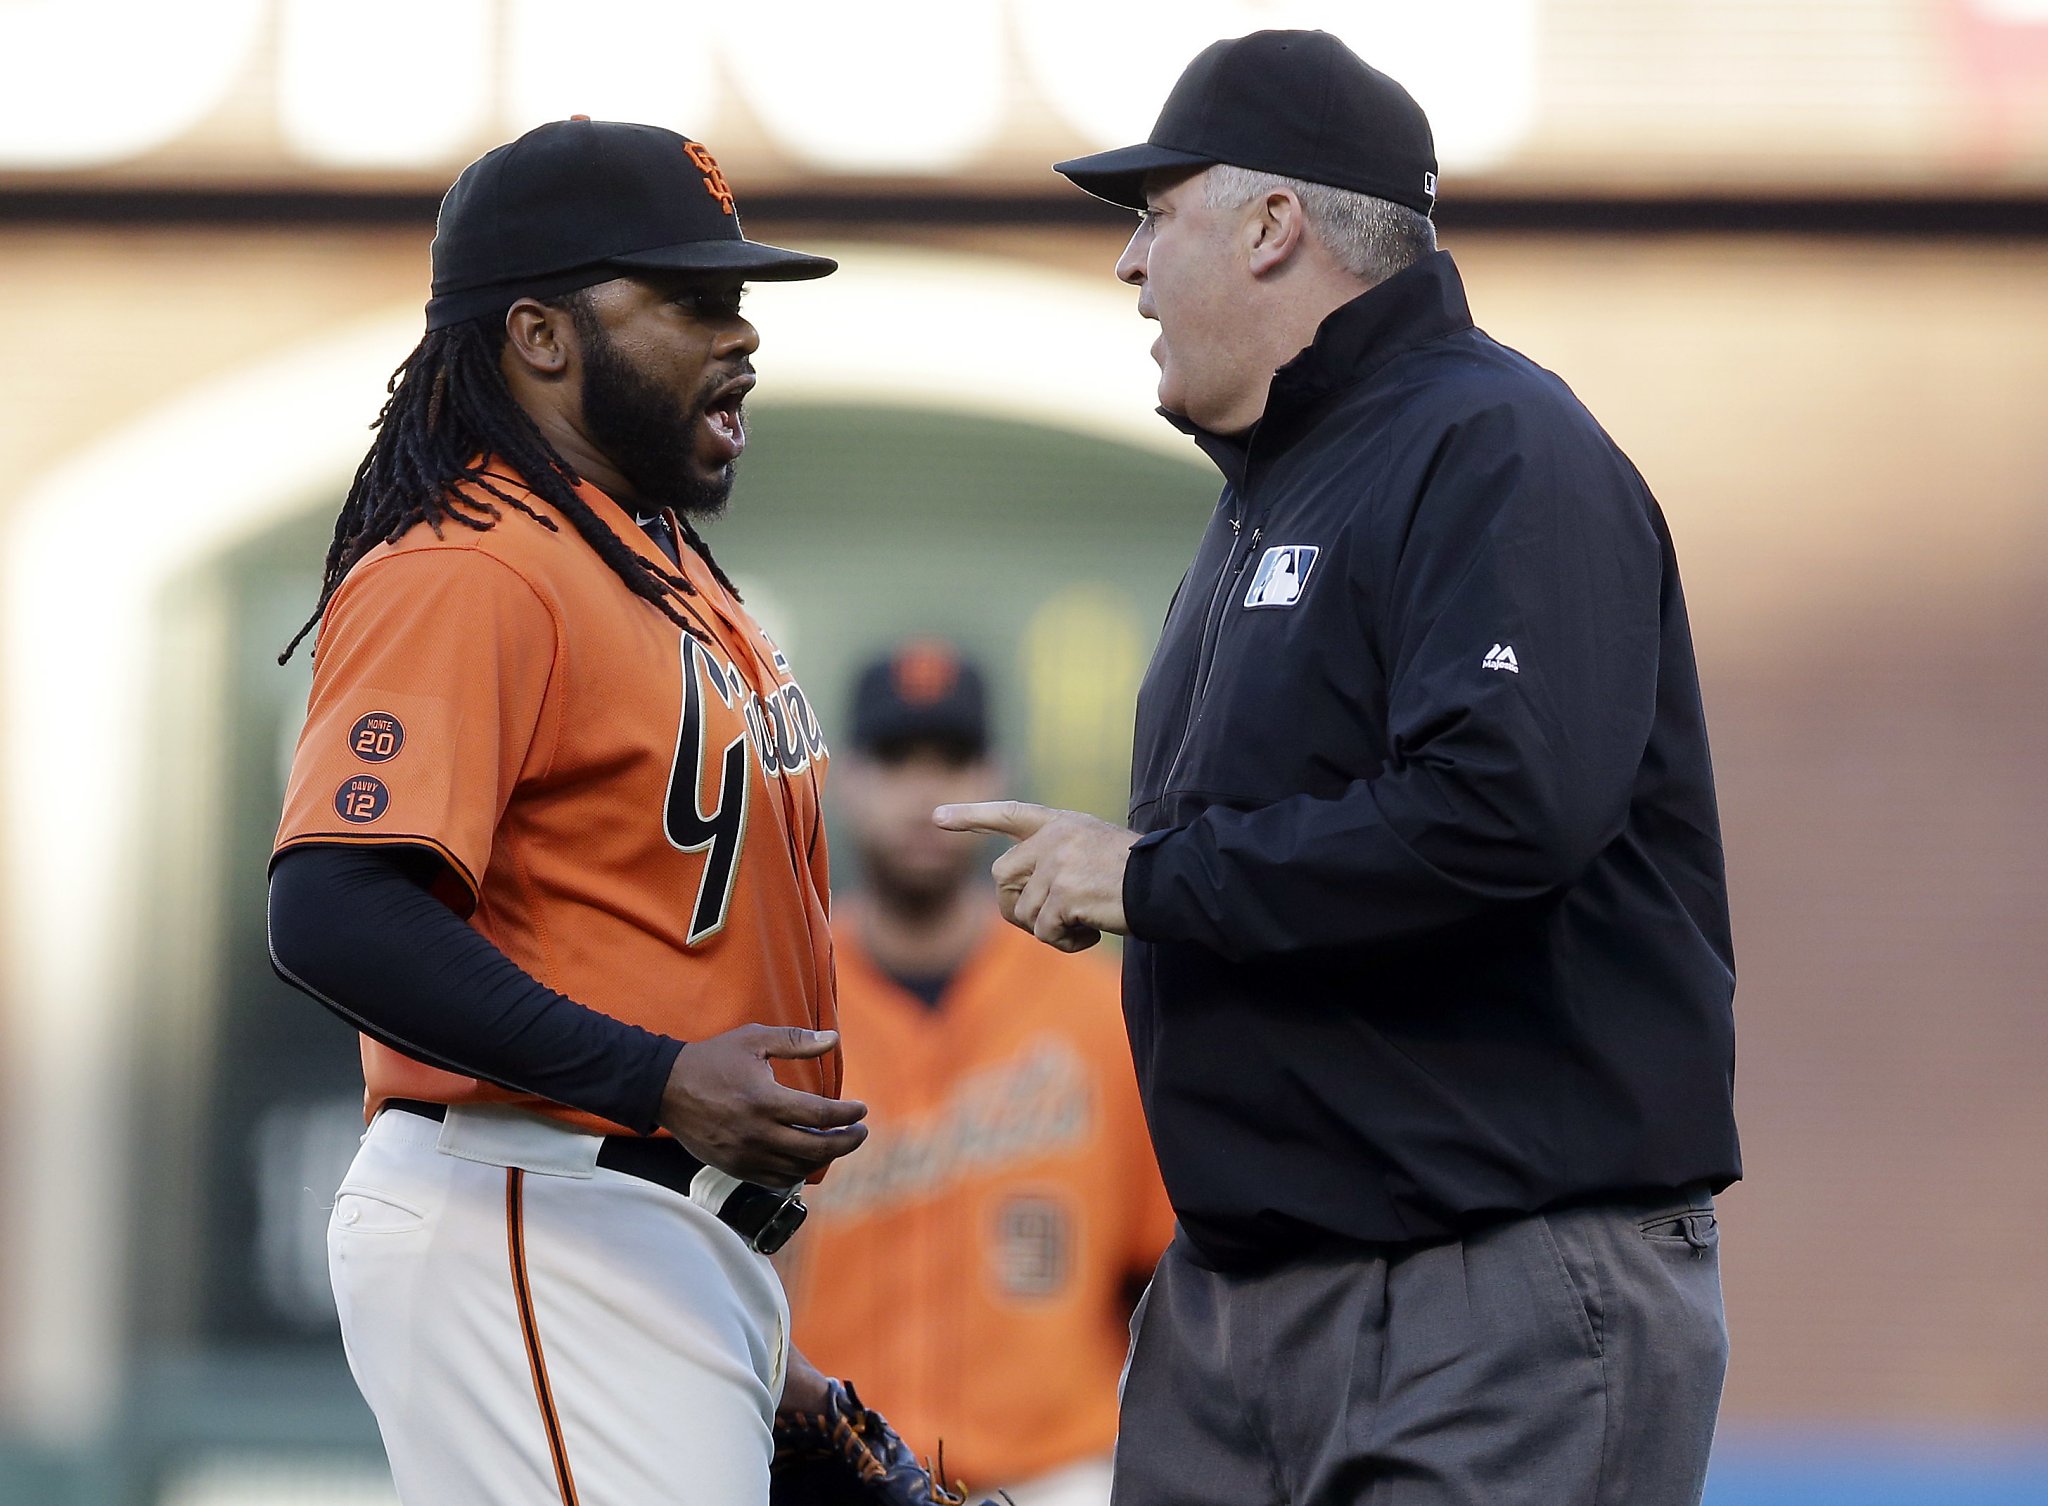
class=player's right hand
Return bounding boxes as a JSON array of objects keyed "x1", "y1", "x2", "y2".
[{"x1": 657, "y1": 1024, "x2": 868, "y2": 1186}]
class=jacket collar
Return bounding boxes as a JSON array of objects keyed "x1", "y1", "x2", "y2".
[{"x1": 1164, "y1": 250, "x2": 1474, "y2": 492}]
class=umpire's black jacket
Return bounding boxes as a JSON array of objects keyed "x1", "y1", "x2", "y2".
[{"x1": 1121, "y1": 251, "x2": 1740, "y2": 1270}]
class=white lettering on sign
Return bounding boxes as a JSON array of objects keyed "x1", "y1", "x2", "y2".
[
  {"x1": 279, "y1": 0, "x2": 491, "y2": 168},
  {"x1": 1014, "y1": 0, "x2": 1294, "y2": 156},
  {"x1": 721, "y1": 0, "x2": 1010, "y2": 173},
  {"x1": 503, "y1": 0, "x2": 719, "y2": 143},
  {"x1": 0, "y1": 0, "x2": 1539, "y2": 177},
  {"x1": 1970, "y1": 0, "x2": 2048, "y2": 21},
  {"x1": 1343, "y1": 0, "x2": 1538, "y2": 173},
  {"x1": 0, "y1": 0, "x2": 264, "y2": 170}
]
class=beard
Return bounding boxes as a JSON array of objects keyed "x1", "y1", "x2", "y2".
[{"x1": 574, "y1": 311, "x2": 741, "y2": 519}]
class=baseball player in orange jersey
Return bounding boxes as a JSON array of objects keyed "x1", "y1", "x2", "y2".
[
  {"x1": 267, "y1": 120, "x2": 978, "y2": 1506},
  {"x1": 784, "y1": 644, "x2": 1175, "y2": 1506}
]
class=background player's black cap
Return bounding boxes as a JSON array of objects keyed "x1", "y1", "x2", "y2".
[
  {"x1": 848, "y1": 640, "x2": 991, "y2": 760},
  {"x1": 1053, "y1": 30, "x2": 1437, "y2": 216},
  {"x1": 426, "y1": 118, "x2": 836, "y2": 331}
]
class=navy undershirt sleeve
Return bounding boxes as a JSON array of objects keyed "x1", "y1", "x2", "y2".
[{"x1": 267, "y1": 844, "x2": 683, "y2": 1133}]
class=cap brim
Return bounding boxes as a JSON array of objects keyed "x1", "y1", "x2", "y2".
[
  {"x1": 1052, "y1": 143, "x2": 1216, "y2": 209},
  {"x1": 610, "y1": 238, "x2": 837, "y2": 282}
]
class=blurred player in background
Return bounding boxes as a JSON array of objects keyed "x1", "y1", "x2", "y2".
[{"x1": 786, "y1": 641, "x2": 1174, "y2": 1506}]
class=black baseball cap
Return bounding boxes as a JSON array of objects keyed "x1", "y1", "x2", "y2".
[
  {"x1": 426, "y1": 118, "x2": 836, "y2": 331},
  {"x1": 848, "y1": 641, "x2": 991, "y2": 759},
  {"x1": 1053, "y1": 30, "x2": 1437, "y2": 216}
]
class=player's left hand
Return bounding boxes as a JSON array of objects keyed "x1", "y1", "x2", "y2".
[
  {"x1": 773, "y1": 1374, "x2": 991, "y2": 1506},
  {"x1": 933, "y1": 801, "x2": 1137, "y2": 952}
]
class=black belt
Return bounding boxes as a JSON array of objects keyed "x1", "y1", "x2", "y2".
[{"x1": 383, "y1": 1099, "x2": 807, "y2": 1255}]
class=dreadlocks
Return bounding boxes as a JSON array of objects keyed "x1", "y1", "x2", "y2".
[{"x1": 280, "y1": 303, "x2": 740, "y2": 664}]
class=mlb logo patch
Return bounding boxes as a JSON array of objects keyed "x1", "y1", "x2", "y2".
[{"x1": 1243, "y1": 545, "x2": 1320, "y2": 609}]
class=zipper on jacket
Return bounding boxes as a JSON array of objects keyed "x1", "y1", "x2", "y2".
[{"x1": 1161, "y1": 521, "x2": 1261, "y2": 789}]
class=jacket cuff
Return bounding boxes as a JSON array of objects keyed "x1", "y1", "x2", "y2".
[
  {"x1": 1122, "y1": 828, "x2": 1179, "y2": 942},
  {"x1": 625, "y1": 1035, "x2": 687, "y2": 1136}
]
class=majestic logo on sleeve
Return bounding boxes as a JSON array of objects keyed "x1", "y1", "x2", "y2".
[
  {"x1": 1482, "y1": 643, "x2": 1520, "y2": 673},
  {"x1": 1243, "y1": 544, "x2": 1320, "y2": 609}
]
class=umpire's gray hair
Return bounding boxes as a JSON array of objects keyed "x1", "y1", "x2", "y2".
[{"x1": 1203, "y1": 165, "x2": 1436, "y2": 286}]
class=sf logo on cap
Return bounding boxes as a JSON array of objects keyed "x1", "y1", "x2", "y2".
[{"x1": 685, "y1": 140, "x2": 735, "y2": 215}]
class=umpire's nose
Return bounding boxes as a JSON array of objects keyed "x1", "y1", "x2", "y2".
[{"x1": 1117, "y1": 222, "x2": 1151, "y2": 290}]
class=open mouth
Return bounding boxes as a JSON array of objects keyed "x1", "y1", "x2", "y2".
[{"x1": 700, "y1": 374, "x2": 754, "y2": 465}]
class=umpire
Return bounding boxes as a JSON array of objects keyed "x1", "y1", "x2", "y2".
[{"x1": 938, "y1": 30, "x2": 1740, "y2": 1506}]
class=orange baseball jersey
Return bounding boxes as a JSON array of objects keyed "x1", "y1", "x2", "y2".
[
  {"x1": 274, "y1": 465, "x2": 839, "y2": 1130},
  {"x1": 782, "y1": 912, "x2": 1174, "y2": 1487}
]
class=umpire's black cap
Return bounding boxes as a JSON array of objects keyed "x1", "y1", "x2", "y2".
[
  {"x1": 848, "y1": 641, "x2": 991, "y2": 760},
  {"x1": 426, "y1": 118, "x2": 836, "y2": 331},
  {"x1": 1053, "y1": 30, "x2": 1437, "y2": 216}
]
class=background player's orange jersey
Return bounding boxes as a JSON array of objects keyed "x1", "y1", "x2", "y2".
[
  {"x1": 783, "y1": 914, "x2": 1173, "y2": 1486},
  {"x1": 274, "y1": 467, "x2": 839, "y2": 1129}
]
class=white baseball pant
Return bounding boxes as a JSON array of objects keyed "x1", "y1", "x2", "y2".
[{"x1": 328, "y1": 1103, "x2": 790, "y2": 1505}]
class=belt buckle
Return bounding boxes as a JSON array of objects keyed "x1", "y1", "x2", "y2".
[
  {"x1": 749, "y1": 1190, "x2": 807, "y2": 1256},
  {"x1": 718, "y1": 1181, "x2": 808, "y2": 1256}
]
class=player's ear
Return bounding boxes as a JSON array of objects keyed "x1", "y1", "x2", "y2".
[{"x1": 502, "y1": 297, "x2": 573, "y2": 378}]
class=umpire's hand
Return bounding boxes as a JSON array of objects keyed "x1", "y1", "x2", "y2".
[
  {"x1": 934, "y1": 801, "x2": 1139, "y2": 953},
  {"x1": 658, "y1": 1025, "x2": 868, "y2": 1186}
]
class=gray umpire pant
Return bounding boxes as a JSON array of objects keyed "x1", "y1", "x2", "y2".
[{"x1": 1112, "y1": 1190, "x2": 1727, "y2": 1506}]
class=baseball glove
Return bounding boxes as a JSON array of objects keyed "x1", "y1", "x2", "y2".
[{"x1": 770, "y1": 1377, "x2": 995, "y2": 1506}]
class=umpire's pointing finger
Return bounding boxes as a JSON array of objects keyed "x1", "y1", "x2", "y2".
[{"x1": 933, "y1": 800, "x2": 1058, "y2": 840}]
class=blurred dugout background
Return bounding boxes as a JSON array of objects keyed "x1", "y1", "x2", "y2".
[{"x1": 0, "y1": 2, "x2": 2044, "y2": 1502}]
